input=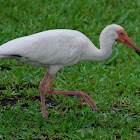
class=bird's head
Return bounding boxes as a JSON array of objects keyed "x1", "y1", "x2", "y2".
[
  {"x1": 101, "y1": 24, "x2": 140, "y2": 56},
  {"x1": 116, "y1": 29, "x2": 140, "y2": 56}
]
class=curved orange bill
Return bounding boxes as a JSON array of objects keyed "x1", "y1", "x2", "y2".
[{"x1": 124, "y1": 36, "x2": 140, "y2": 56}]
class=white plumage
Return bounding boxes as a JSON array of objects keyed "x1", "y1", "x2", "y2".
[
  {"x1": 0, "y1": 24, "x2": 123, "y2": 74},
  {"x1": 0, "y1": 24, "x2": 139, "y2": 122}
]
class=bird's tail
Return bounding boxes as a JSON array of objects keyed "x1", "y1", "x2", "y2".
[
  {"x1": 0, "y1": 38, "x2": 23, "y2": 60},
  {"x1": 0, "y1": 45, "x2": 9, "y2": 59},
  {"x1": 0, "y1": 45, "x2": 21, "y2": 60},
  {"x1": 0, "y1": 54, "x2": 6, "y2": 59},
  {"x1": 0, "y1": 47, "x2": 4, "y2": 59},
  {"x1": 0, "y1": 45, "x2": 3, "y2": 59}
]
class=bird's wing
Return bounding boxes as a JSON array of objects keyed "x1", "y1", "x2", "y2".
[{"x1": 0, "y1": 30, "x2": 86, "y2": 66}]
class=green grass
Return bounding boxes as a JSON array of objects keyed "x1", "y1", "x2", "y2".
[{"x1": 0, "y1": 0, "x2": 140, "y2": 139}]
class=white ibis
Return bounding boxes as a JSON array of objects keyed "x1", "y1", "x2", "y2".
[{"x1": 0, "y1": 24, "x2": 140, "y2": 122}]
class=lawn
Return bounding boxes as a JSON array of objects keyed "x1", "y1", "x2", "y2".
[{"x1": 0, "y1": 0, "x2": 140, "y2": 139}]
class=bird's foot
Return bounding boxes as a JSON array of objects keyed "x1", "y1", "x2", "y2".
[
  {"x1": 77, "y1": 91, "x2": 98, "y2": 111},
  {"x1": 43, "y1": 116, "x2": 57, "y2": 123},
  {"x1": 43, "y1": 116, "x2": 51, "y2": 123}
]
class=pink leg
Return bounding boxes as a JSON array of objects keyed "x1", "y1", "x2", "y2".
[
  {"x1": 45, "y1": 75, "x2": 54, "y2": 92},
  {"x1": 45, "y1": 75, "x2": 98, "y2": 111},
  {"x1": 39, "y1": 72, "x2": 51, "y2": 122}
]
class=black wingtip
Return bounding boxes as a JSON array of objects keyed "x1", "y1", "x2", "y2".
[{"x1": 11, "y1": 54, "x2": 22, "y2": 58}]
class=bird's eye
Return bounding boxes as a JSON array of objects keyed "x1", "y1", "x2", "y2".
[{"x1": 119, "y1": 32, "x2": 123, "y2": 35}]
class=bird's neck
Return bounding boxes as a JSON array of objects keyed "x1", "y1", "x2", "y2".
[
  {"x1": 84, "y1": 35, "x2": 115, "y2": 62},
  {"x1": 98, "y1": 35, "x2": 115, "y2": 61}
]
